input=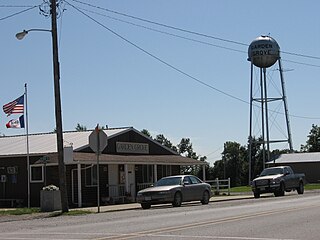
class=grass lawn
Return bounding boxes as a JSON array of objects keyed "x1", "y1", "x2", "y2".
[
  {"x1": 305, "y1": 183, "x2": 320, "y2": 190},
  {"x1": 0, "y1": 208, "x2": 40, "y2": 215},
  {"x1": 229, "y1": 183, "x2": 320, "y2": 193},
  {"x1": 0, "y1": 208, "x2": 93, "y2": 216}
]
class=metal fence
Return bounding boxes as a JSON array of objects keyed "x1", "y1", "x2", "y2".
[
  {"x1": 206, "y1": 178, "x2": 231, "y2": 196},
  {"x1": 137, "y1": 182, "x2": 153, "y2": 192}
]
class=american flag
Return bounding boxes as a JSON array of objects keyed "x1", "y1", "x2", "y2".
[{"x1": 3, "y1": 95, "x2": 24, "y2": 116}]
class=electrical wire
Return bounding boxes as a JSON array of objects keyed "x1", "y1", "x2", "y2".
[
  {"x1": 0, "y1": 5, "x2": 38, "y2": 21},
  {"x1": 69, "y1": 0, "x2": 248, "y2": 47},
  {"x1": 75, "y1": 6, "x2": 247, "y2": 55},
  {"x1": 282, "y1": 59, "x2": 320, "y2": 68},
  {"x1": 0, "y1": 5, "x2": 36, "y2": 8},
  {"x1": 65, "y1": 1, "x2": 320, "y2": 121},
  {"x1": 65, "y1": 1, "x2": 249, "y2": 105},
  {"x1": 69, "y1": 0, "x2": 320, "y2": 63}
]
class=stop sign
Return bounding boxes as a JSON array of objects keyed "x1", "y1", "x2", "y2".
[{"x1": 89, "y1": 128, "x2": 108, "y2": 154}]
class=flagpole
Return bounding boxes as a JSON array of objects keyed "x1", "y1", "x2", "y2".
[{"x1": 25, "y1": 83, "x2": 30, "y2": 208}]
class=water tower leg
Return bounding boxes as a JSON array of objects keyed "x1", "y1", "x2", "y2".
[
  {"x1": 260, "y1": 68, "x2": 266, "y2": 169},
  {"x1": 249, "y1": 63, "x2": 253, "y2": 185},
  {"x1": 278, "y1": 59, "x2": 293, "y2": 152},
  {"x1": 263, "y1": 68, "x2": 271, "y2": 162}
]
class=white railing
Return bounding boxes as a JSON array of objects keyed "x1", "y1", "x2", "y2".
[
  {"x1": 106, "y1": 184, "x2": 135, "y2": 203},
  {"x1": 206, "y1": 178, "x2": 231, "y2": 196},
  {"x1": 107, "y1": 184, "x2": 126, "y2": 197},
  {"x1": 137, "y1": 182, "x2": 153, "y2": 192}
]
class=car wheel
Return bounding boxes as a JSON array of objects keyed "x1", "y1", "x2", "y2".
[
  {"x1": 253, "y1": 191, "x2": 260, "y2": 198},
  {"x1": 297, "y1": 181, "x2": 304, "y2": 194},
  {"x1": 275, "y1": 182, "x2": 285, "y2": 197},
  {"x1": 172, "y1": 192, "x2": 182, "y2": 207},
  {"x1": 141, "y1": 203, "x2": 151, "y2": 209},
  {"x1": 201, "y1": 191, "x2": 210, "y2": 204}
]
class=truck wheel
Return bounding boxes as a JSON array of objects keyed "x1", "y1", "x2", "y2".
[
  {"x1": 275, "y1": 182, "x2": 285, "y2": 197},
  {"x1": 253, "y1": 191, "x2": 260, "y2": 198},
  {"x1": 172, "y1": 192, "x2": 182, "y2": 207},
  {"x1": 297, "y1": 181, "x2": 304, "y2": 194},
  {"x1": 141, "y1": 203, "x2": 151, "y2": 209}
]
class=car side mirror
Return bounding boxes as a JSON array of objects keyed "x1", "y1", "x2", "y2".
[{"x1": 183, "y1": 181, "x2": 190, "y2": 186}]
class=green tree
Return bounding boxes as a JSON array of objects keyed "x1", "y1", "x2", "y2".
[
  {"x1": 155, "y1": 134, "x2": 178, "y2": 152},
  {"x1": 222, "y1": 141, "x2": 247, "y2": 187},
  {"x1": 212, "y1": 159, "x2": 224, "y2": 180},
  {"x1": 248, "y1": 136, "x2": 264, "y2": 179},
  {"x1": 178, "y1": 138, "x2": 198, "y2": 159},
  {"x1": 178, "y1": 138, "x2": 200, "y2": 175},
  {"x1": 139, "y1": 130, "x2": 208, "y2": 176},
  {"x1": 301, "y1": 124, "x2": 320, "y2": 152},
  {"x1": 195, "y1": 156, "x2": 211, "y2": 179},
  {"x1": 141, "y1": 129, "x2": 152, "y2": 138},
  {"x1": 75, "y1": 123, "x2": 87, "y2": 132}
]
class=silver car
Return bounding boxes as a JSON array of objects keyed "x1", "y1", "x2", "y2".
[{"x1": 136, "y1": 175, "x2": 212, "y2": 209}]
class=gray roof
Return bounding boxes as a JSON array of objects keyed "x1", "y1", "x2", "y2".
[
  {"x1": 0, "y1": 127, "x2": 130, "y2": 156},
  {"x1": 34, "y1": 152, "x2": 206, "y2": 166},
  {"x1": 271, "y1": 152, "x2": 320, "y2": 164}
]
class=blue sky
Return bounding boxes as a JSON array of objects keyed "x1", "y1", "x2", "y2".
[{"x1": 1, "y1": 1, "x2": 320, "y2": 165}]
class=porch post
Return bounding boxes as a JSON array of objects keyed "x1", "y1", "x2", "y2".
[
  {"x1": 77, "y1": 162, "x2": 82, "y2": 207},
  {"x1": 153, "y1": 164, "x2": 157, "y2": 183},
  {"x1": 202, "y1": 164, "x2": 206, "y2": 182},
  {"x1": 124, "y1": 164, "x2": 129, "y2": 193}
]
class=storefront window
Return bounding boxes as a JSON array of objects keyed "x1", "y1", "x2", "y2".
[
  {"x1": 85, "y1": 165, "x2": 97, "y2": 186},
  {"x1": 142, "y1": 165, "x2": 153, "y2": 183},
  {"x1": 30, "y1": 166, "x2": 43, "y2": 183}
]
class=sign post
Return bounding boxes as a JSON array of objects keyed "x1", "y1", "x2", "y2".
[{"x1": 89, "y1": 124, "x2": 108, "y2": 213}]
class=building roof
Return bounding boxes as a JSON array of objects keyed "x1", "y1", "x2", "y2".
[
  {"x1": 270, "y1": 152, "x2": 320, "y2": 164},
  {"x1": 0, "y1": 127, "x2": 204, "y2": 166},
  {"x1": 0, "y1": 127, "x2": 130, "y2": 156},
  {"x1": 35, "y1": 152, "x2": 206, "y2": 166}
]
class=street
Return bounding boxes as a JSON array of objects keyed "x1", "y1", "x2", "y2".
[{"x1": 0, "y1": 192, "x2": 319, "y2": 240}]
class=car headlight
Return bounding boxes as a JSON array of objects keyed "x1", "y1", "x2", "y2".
[
  {"x1": 271, "y1": 179, "x2": 280, "y2": 184},
  {"x1": 158, "y1": 191, "x2": 170, "y2": 195}
]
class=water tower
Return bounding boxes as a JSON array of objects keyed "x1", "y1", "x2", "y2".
[{"x1": 248, "y1": 35, "x2": 293, "y2": 182}]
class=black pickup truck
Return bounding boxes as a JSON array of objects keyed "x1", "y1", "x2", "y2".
[{"x1": 252, "y1": 166, "x2": 305, "y2": 198}]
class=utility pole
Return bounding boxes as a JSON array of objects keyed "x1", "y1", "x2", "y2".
[{"x1": 50, "y1": 0, "x2": 68, "y2": 213}]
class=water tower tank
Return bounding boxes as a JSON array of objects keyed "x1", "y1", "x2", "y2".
[{"x1": 248, "y1": 35, "x2": 280, "y2": 68}]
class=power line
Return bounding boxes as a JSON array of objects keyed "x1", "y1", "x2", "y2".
[
  {"x1": 69, "y1": 0, "x2": 248, "y2": 47},
  {"x1": 76, "y1": 5, "x2": 247, "y2": 55},
  {"x1": 72, "y1": 3, "x2": 320, "y2": 69},
  {"x1": 0, "y1": 5, "x2": 38, "y2": 21},
  {"x1": 66, "y1": 1, "x2": 249, "y2": 104},
  {"x1": 0, "y1": 5, "x2": 36, "y2": 8},
  {"x1": 281, "y1": 51, "x2": 320, "y2": 61},
  {"x1": 65, "y1": 1, "x2": 320, "y2": 121},
  {"x1": 282, "y1": 59, "x2": 320, "y2": 68},
  {"x1": 70, "y1": 0, "x2": 320, "y2": 63}
]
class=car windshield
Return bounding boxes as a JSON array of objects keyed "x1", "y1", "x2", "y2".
[
  {"x1": 155, "y1": 177, "x2": 182, "y2": 186},
  {"x1": 260, "y1": 168, "x2": 284, "y2": 176}
]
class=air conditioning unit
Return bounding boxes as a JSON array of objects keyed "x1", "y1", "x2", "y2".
[{"x1": 63, "y1": 146, "x2": 74, "y2": 164}]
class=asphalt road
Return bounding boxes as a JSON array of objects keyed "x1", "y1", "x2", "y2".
[{"x1": 1, "y1": 192, "x2": 320, "y2": 240}]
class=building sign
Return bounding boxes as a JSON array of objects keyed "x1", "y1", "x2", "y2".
[
  {"x1": 116, "y1": 142, "x2": 149, "y2": 154},
  {"x1": 7, "y1": 166, "x2": 18, "y2": 174}
]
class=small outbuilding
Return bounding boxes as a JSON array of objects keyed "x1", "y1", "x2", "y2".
[{"x1": 0, "y1": 127, "x2": 206, "y2": 208}]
